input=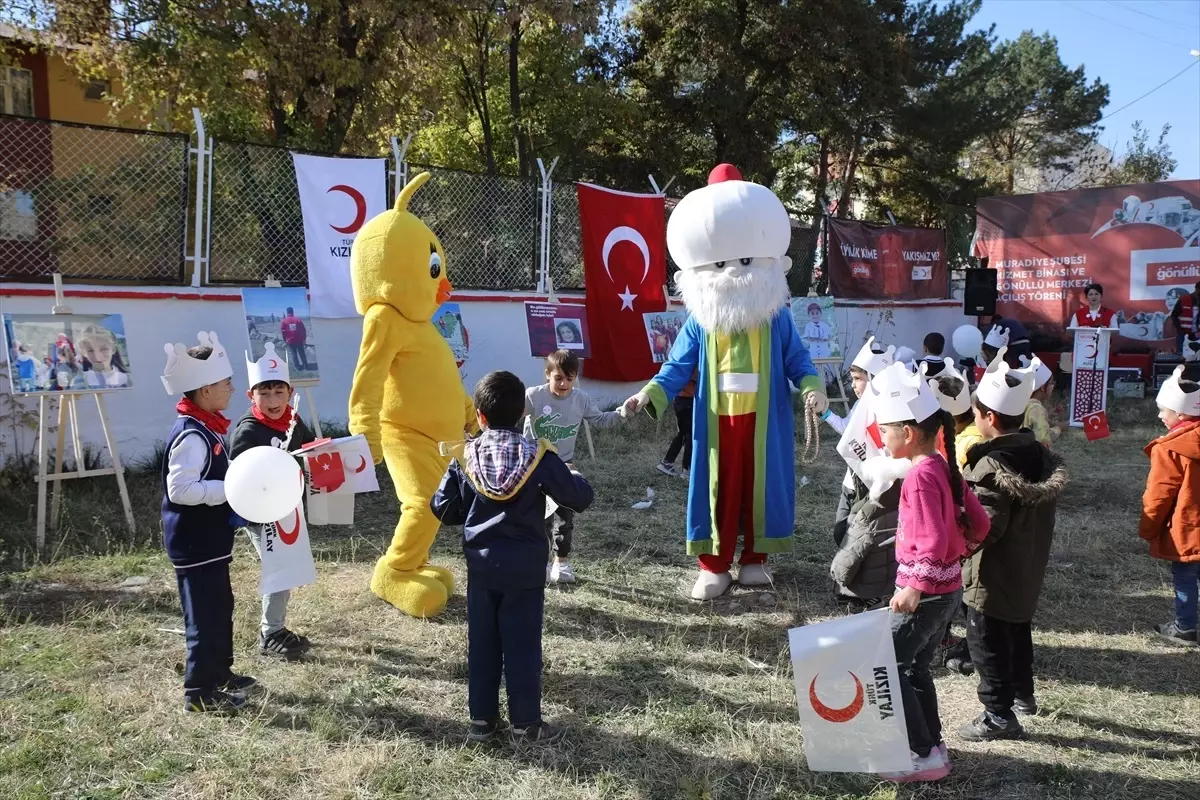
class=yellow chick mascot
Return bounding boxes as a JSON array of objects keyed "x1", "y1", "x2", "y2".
[{"x1": 349, "y1": 172, "x2": 478, "y2": 618}]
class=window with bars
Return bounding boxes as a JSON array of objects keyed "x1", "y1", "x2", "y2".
[{"x1": 1, "y1": 66, "x2": 35, "y2": 116}]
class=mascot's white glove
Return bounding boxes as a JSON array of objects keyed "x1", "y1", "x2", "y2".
[
  {"x1": 805, "y1": 391, "x2": 830, "y2": 415},
  {"x1": 620, "y1": 391, "x2": 650, "y2": 419}
]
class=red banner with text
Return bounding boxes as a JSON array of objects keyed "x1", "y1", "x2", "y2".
[
  {"x1": 827, "y1": 219, "x2": 948, "y2": 300},
  {"x1": 973, "y1": 180, "x2": 1200, "y2": 349}
]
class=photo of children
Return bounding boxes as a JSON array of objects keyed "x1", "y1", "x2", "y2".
[
  {"x1": 2, "y1": 313, "x2": 133, "y2": 394},
  {"x1": 791, "y1": 296, "x2": 840, "y2": 359},
  {"x1": 642, "y1": 311, "x2": 687, "y2": 364},
  {"x1": 241, "y1": 287, "x2": 319, "y2": 383},
  {"x1": 554, "y1": 318, "x2": 585, "y2": 351}
]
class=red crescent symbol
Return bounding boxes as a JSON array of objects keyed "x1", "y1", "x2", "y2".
[
  {"x1": 277, "y1": 509, "x2": 301, "y2": 545},
  {"x1": 327, "y1": 185, "x2": 367, "y2": 234},
  {"x1": 1088, "y1": 416, "x2": 1100, "y2": 429},
  {"x1": 353, "y1": 455, "x2": 367, "y2": 474},
  {"x1": 268, "y1": 359, "x2": 278, "y2": 369},
  {"x1": 809, "y1": 672, "x2": 865, "y2": 723}
]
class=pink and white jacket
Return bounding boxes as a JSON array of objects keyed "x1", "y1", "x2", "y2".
[{"x1": 896, "y1": 456, "x2": 990, "y2": 594}]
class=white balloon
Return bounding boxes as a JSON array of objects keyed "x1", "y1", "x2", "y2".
[
  {"x1": 951, "y1": 325, "x2": 984, "y2": 359},
  {"x1": 226, "y1": 446, "x2": 304, "y2": 524}
]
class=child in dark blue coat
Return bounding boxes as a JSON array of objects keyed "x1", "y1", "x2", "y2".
[{"x1": 432, "y1": 370, "x2": 593, "y2": 745}]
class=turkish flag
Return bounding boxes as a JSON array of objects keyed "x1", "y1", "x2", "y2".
[
  {"x1": 307, "y1": 451, "x2": 346, "y2": 492},
  {"x1": 1083, "y1": 411, "x2": 1111, "y2": 441},
  {"x1": 578, "y1": 183, "x2": 667, "y2": 381}
]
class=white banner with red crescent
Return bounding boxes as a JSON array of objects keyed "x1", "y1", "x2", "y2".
[
  {"x1": 260, "y1": 504, "x2": 318, "y2": 595},
  {"x1": 1068, "y1": 328, "x2": 1111, "y2": 427},
  {"x1": 292, "y1": 153, "x2": 388, "y2": 319},
  {"x1": 300, "y1": 434, "x2": 377, "y2": 525},
  {"x1": 788, "y1": 609, "x2": 911, "y2": 773}
]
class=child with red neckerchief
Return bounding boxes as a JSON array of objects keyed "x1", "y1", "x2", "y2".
[
  {"x1": 160, "y1": 332, "x2": 257, "y2": 714},
  {"x1": 228, "y1": 343, "x2": 317, "y2": 659}
]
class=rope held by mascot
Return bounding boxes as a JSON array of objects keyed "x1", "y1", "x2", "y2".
[
  {"x1": 622, "y1": 164, "x2": 829, "y2": 601},
  {"x1": 348, "y1": 172, "x2": 478, "y2": 618}
]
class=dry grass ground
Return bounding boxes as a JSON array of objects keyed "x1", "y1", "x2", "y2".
[{"x1": 1, "y1": 397, "x2": 1197, "y2": 799}]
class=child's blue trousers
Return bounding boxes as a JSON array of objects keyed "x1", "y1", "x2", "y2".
[
  {"x1": 466, "y1": 580, "x2": 544, "y2": 727},
  {"x1": 175, "y1": 560, "x2": 235, "y2": 699}
]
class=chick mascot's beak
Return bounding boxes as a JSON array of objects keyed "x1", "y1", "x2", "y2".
[{"x1": 347, "y1": 172, "x2": 478, "y2": 618}]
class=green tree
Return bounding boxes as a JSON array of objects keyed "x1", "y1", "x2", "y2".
[
  {"x1": 1104, "y1": 121, "x2": 1177, "y2": 186},
  {"x1": 962, "y1": 31, "x2": 1109, "y2": 195}
]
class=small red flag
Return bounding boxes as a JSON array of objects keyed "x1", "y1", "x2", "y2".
[
  {"x1": 1083, "y1": 411, "x2": 1110, "y2": 441},
  {"x1": 307, "y1": 451, "x2": 346, "y2": 492}
]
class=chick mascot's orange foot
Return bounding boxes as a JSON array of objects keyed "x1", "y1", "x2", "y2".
[{"x1": 348, "y1": 172, "x2": 478, "y2": 618}]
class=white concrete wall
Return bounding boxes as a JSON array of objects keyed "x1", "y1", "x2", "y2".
[{"x1": 0, "y1": 284, "x2": 968, "y2": 464}]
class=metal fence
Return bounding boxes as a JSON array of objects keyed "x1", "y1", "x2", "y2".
[
  {"x1": 0, "y1": 114, "x2": 189, "y2": 282},
  {"x1": 407, "y1": 165, "x2": 539, "y2": 291}
]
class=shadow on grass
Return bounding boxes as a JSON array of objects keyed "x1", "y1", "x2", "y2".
[
  {"x1": 0, "y1": 582, "x2": 179, "y2": 627},
  {"x1": 1035, "y1": 643, "x2": 1200, "y2": 696}
]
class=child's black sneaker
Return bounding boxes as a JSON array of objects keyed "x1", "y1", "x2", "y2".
[
  {"x1": 511, "y1": 720, "x2": 565, "y2": 745},
  {"x1": 958, "y1": 711, "x2": 1024, "y2": 742},
  {"x1": 184, "y1": 690, "x2": 248, "y2": 715},
  {"x1": 260, "y1": 628, "x2": 312, "y2": 659},
  {"x1": 220, "y1": 674, "x2": 258, "y2": 695},
  {"x1": 1154, "y1": 621, "x2": 1198, "y2": 646},
  {"x1": 467, "y1": 717, "x2": 507, "y2": 743},
  {"x1": 1012, "y1": 695, "x2": 1039, "y2": 716}
]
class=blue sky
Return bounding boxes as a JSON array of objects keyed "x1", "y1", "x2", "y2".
[
  {"x1": 241, "y1": 287, "x2": 310, "y2": 319},
  {"x1": 968, "y1": 0, "x2": 1199, "y2": 179}
]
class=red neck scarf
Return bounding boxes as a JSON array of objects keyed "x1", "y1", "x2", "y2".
[
  {"x1": 176, "y1": 398, "x2": 231, "y2": 435},
  {"x1": 251, "y1": 403, "x2": 294, "y2": 434}
]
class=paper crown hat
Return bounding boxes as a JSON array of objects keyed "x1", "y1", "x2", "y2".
[
  {"x1": 666, "y1": 168, "x2": 791, "y2": 270},
  {"x1": 247, "y1": 342, "x2": 290, "y2": 388},
  {"x1": 161, "y1": 332, "x2": 232, "y2": 395},
  {"x1": 1157, "y1": 365, "x2": 1200, "y2": 416},
  {"x1": 1183, "y1": 336, "x2": 1200, "y2": 363},
  {"x1": 1018, "y1": 354, "x2": 1053, "y2": 390},
  {"x1": 851, "y1": 336, "x2": 895, "y2": 376},
  {"x1": 921, "y1": 358, "x2": 972, "y2": 416},
  {"x1": 975, "y1": 347, "x2": 1036, "y2": 416},
  {"x1": 867, "y1": 361, "x2": 942, "y2": 425},
  {"x1": 984, "y1": 324, "x2": 1009, "y2": 349}
]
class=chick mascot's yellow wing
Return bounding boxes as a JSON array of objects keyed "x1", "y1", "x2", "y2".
[{"x1": 348, "y1": 172, "x2": 479, "y2": 618}]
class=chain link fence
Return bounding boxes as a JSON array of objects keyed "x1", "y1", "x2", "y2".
[
  {"x1": 0, "y1": 114, "x2": 189, "y2": 281},
  {"x1": 207, "y1": 139, "x2": 308, "y2": 284},
  {"x1": 548, "y1": 181, "x2": 583, "y2": 290},
  {"x1": 407, "y1": 165, "x2": 539, "y2": 291}
]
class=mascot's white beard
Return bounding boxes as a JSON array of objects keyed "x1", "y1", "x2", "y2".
[{"x1": 676, "y1": 257, "x2": 791, "y2": 334}]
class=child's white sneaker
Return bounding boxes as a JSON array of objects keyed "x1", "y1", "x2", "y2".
[
  {"x1": 678, "y1": 468, "x2": 690, "y2": 482},
  {"x1": 656, "y1": 460, "x2": 677, "y2": 476},
  {"x1": 550, "y1": 561, "x2": 577, "y2": 584},
  {"x1": 884, "y1": 749, "x2": 950, "y2": 783}
]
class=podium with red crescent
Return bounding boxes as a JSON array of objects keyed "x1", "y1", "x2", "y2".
[{"x1": 1068, "y1": 328, "x2": 1111, "y2": 428}]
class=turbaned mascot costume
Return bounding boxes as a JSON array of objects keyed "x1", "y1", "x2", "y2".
[
  {"x1": 349, "y1": 173, "x2": 478, "y2": 617},
  {"x1": 624, "y1": 164, "x2": 829, "y2": 600}
]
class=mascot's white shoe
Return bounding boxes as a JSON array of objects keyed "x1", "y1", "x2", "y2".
[
  {"x1": 691, "y1": 570, "x2": 733, "y2": 601},
  {"x1": 737, "y1": 563, "x2": 773, "y2": 587}
]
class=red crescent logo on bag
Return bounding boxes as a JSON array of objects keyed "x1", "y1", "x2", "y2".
[
  {"x1": 277, "y1": 510, "x2": 301, "y2": 546},
  {"x1": 809, "y1": 672, "x2": 865, "y2": 723},
  {"x1": 354, "y1": 455, "x2": 368, "y2": 473}
]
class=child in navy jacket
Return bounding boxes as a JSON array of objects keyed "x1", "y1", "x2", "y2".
[
  {"x1": 432, "y1": 370, "x2": 593, "y2": 745},
  {"x1": 160, "y1": 332, "x2": 256, "y2": 714}
]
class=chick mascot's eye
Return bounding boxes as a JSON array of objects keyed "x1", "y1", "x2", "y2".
[
  {"x1": 429, "y1": 250, "x2": 442, "y2": 279},
  {"x1": 739, "y1": 257, "x2": 752, "y2": 265}
]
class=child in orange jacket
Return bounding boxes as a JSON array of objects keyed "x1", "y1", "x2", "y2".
[{"x1": 1139, "y1": 365, "x2": 1200, "y2": 646}]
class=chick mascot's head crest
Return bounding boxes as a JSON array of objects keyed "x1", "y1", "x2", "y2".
[
  {"x1": 350, "y1": 172, "x2": 453, "y2": 323},
  {"x1": 348, "y1": 172, "x2": 478, "y2": 619}
]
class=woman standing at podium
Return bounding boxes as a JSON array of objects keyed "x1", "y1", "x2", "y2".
[{"x1": 1068, "y1": 283, "x2": 1119, "y2": 330}]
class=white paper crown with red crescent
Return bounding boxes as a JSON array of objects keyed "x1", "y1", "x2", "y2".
[
  {"x1": 921, "y1": 358, "x2": 971, "y2": 416},
  {"x1": 247, "y1": 342, "x2": 291, "y2": 388},
  {"x1": 868, "y1": 361, "x2": 942, "y2": 425},
  {"x1": 851, "y1": 336, "x2": 895, "y2": 376},
  {"x1": 161, "y1": 331, "x2": 233, "y2": 395},
  {"x1": 975, "y1": 347, "x2": 1035, "y2": 417},
  {"x1": 1018, "y1": 354, "x2": 1053, "y2": 390},
  {"x1": 666, "y1": 178, "x2": 791, "y2": 270},
  {"x1": 1157, "y1": 365, "x2": 1200, "y2": 416},
  {"x1": 984, "y1": 324, "x2": 1009, "y2": 349}
]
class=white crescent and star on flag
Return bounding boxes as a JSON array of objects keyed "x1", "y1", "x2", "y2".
[{"x1": 603, "y1": 225, "x2": 651, "y2": 312}]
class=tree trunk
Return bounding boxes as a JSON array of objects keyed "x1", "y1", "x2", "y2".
[
  {"x1": 836, "y1": 133, "x2": 861, "y2": 218},
  {"x1": 508, "y1": 16, "x2": 528, "y2": 178}
]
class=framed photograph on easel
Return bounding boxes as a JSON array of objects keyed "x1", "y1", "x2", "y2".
[
  {"x1": 3, "y1": 312, "x2": 134, "y2": 394},
  {"x1": 241, "y1": 286, "x2": 319, "y2": 384}
]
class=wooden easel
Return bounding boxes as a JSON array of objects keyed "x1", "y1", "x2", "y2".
[
  {"x1": 813, "y1": 358, "x2": 852, "y2": 414},
  {"x1": 263, "y1": 277, "x2": 322, "y2": 438},
  {"x1": 35, "y1": 274, "x2": 136, "y2": 555}
]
